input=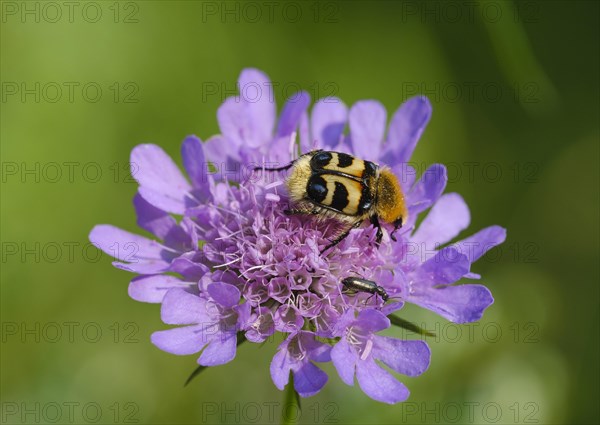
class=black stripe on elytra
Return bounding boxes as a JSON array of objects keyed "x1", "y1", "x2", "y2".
[
  {"x1": 331, "y1": 181, "x2": 350, "y2": 211},
  {"x1": 337, "y1": 153, "x2": 354, "y2": 168},
  {"x1": 310, "y1": 151, "x2": 333, "y2": 170},
  {"x1": 358, "y1": 183, "x2": 374, "y2": 214},
  {"x1": 363, "y1": 160, "x2": 377, "y2": 179},
  {"x1": 306, "y1": 175, "x2": 328, "y2": 203}
]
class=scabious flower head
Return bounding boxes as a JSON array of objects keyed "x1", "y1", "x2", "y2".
[{"x1": 90, "y1": 68, "x2": 506, "y2": 404}]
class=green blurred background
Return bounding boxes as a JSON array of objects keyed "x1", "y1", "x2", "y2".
[{"x1": 1, "y1": 1, "x2": 598, "y2": 424}]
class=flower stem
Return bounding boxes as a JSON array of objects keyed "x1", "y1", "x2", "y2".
[{"x1": 281, "y1": 371, "x2": 301, "y2": 425}]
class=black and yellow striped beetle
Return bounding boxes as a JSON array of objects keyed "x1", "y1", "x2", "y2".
[{"x1": 255, "y1": 150, "x2": 408, "y2": 252}]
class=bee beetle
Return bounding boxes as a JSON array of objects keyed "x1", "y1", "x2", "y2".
[
  {"x1": 255, "y1": 150, "x2": 408, "y2": 252},
  {"x1": 341, "y1": 277, "x2": 389, "y2": 303}
]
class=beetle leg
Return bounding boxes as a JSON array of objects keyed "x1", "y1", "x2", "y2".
[
  {"x1": 370, "y1": 215, "x2": 383, "y2": 245},
  {"x1": 320, "y1": 220, "x2": 362, "y2": 254},
  {"x1": 390, "y1": 218, "x2": 403, "y2": 242}
]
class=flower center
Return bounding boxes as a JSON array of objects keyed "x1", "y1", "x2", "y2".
[
  {"x1": 287, "y1": 335, "x2": 306, "y2": 362},
  {"x1": 206, "y1": 300, "x2": 239, "y2": 330}
]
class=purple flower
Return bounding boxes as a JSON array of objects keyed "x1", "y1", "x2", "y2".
[
  {"x1": 331, "y1": 309, "x2": 430, "y2": 404},
  {"x1": 151, "y1": 283, "x2": 250, "y2": 366},
  {"x1": 270, "y1": 331, "x2": 331, "y2": 397},
  {"x1": 90, "y1": 68, "x2": 506, "y2": 403}
]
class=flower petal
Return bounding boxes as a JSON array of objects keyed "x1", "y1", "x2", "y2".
[
  {"x1": 198, "y1": 331, "x2": 237, "y2": 366},
  {"x1": 391, "y1": 163, "x2": 418, "y2": 193},
  {"x1": 207, "y1": 282, "x2": 241, "y2": 308},
  {"x1": 348, "y1": 100, "x2": 387, "y2": 161},
  {"x1": 453, "y1": 225, "x2": 507, "y2": 262},
  {"x1": 113, "y1": 260, "x2": 170, "y2": 274},
  {"x1": 128, "y1": 274, "x2": 194, "y2": 303},
  {"x1": 298, "y1": 111, "x2": 311, "y2": 153},
  {"x1": 202, "y1": 135, "x2": 247, "y2": 181},
  {"x1": 406, "y1": 164, "x2": 447, "y2": 216},
  {"x1": 89, "y1": 225, "x2": 166, "y2": 262},
  {"x1": 382, "y1": 96, "x2": 432, "y2": 164},
  {"x1": 356, "y1": 309, "x2": 390, "y2": 333},
  {"x1": 203, "y1": 134, "x2": 234, "y2": 164},
  {"x1": 276, "y1": 91, "x2": 311, "y2": 138},
  {"x1": 407, "y1": 284, "x2": 494, "y2": 323},
  {"x1": 238, "y1": 68, "x2": 276, "y2": 146},
  {"x1": 417, "y1": 247, "x2": 471, "y2": 285},
  {"x1": 151, "y1": 325, "x2": 208, "y2": 355},
  {"x1": 131, "y1": 144, "x2": 192, "y2": 213},
  {"x1": 160, "y1": 288, "x2": 206, "y2": 325},
  {"x1": 217, "y1": 97, "x2": 247, "y2": 149},
  {"x1": 310, "y1": 97, "x2": 347, "y2": 149},
  {"x1": 356, "y1": 356, "x2": 410, "y2": 404},
  {"x1": 374, "y1": 337, "x2": 430, "y2": 376},
  {"x1": 270, "y1": 344, "x2": 292, "y2": 390},
  {"x1": 293, "y1": 361, "x2": 328, "y2": 398},
  {"x1": 411, "y1": 193, "x2": 470, "y2": 246},
  {"x1": 181, "y1": 135, "x2": 212, "y2": 200},
  {"x1": 302, "y1": 333, "x2": 332, "y2": 363},
  {"x1": 133, "y1": 193, "x2": 190, "y2": 249},
  {"x1": 168, "y1": 256, "x2": 209, "y2": 280},
  {"x1": 331, "y1": 338, "x2": 357, "y2": 386},
  {"x1": 137, "y1": 187, "x2": 188, "y2": 215}
]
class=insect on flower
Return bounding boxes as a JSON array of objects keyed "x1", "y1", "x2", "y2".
[
  {"x1": 89, "y1": 68, "x2": 506, "y2": 404},
  {"x1": 341, "y1": 276, "x2": 389, "y2": 304},
  {"x1": 255, "y1": 150, "x2": 408, "y2": 252}
]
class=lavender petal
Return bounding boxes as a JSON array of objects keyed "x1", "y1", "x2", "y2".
[
  {"x1": 355, "y1": 356, "x2": 410, "y2": 404},
  {"x1": 348, "y1": 100, "x2": 386, "y2": 161}
]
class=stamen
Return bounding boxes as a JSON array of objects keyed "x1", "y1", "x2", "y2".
[
  {"x1": 184, "y1": 191, "x2": 202, "y2": 204},
  {"x1": 214, "y1": 257, "x2": 242, "y2": 268},
  {"x1": 215, "y1": 229, "x2": 245, "y2": 240},
  {"x1": 265, "y1": 181, "x2": 283, "y2": 190},
  {"x1": 266, "y1": 193, "x2": 280, "y2": 202},
  {"x1": 360, "y1": 339, "x2": 373, "y2": 360},
  {"x1": 288, "y1": 131, "x2": 297, "y2": 160}
]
